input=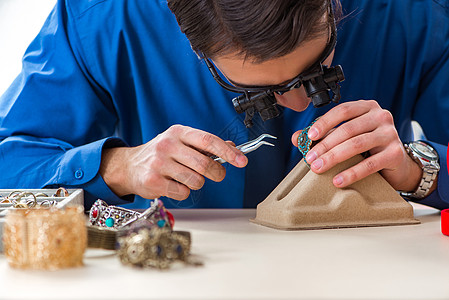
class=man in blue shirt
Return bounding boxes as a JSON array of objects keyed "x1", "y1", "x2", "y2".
[{"x1": 0, "y1": 0, "x2": 448, "y2": 209}]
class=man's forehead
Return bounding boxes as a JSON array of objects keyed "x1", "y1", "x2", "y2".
[{"x1": 212, "y1": 35, "x2": 329, "y2": 87}]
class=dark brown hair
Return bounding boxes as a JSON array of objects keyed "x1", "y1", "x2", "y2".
[{"x1": 167, "y1": 0, "x2": 342, "y2": 62}]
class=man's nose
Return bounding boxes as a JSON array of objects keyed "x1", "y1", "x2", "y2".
[{"x1": 274, "y1": 87, "x2": 305, "y2": 102}]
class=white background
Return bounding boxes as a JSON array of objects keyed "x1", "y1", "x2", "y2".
[{"x1": 0, "y1": 0, "x2": 56, "y2": 95}]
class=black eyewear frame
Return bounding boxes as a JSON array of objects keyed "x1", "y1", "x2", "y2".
[
  {"x1": 198, "y1": 3, "x2": 345, "y2": 127},
  {"x1": 201, "y1": 26, "x2": 337, "y2": 95}
]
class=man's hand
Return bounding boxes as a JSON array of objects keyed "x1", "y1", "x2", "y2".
[
  {"x1": 292, "y1": 100, "x2": 427, "y2": 193},
  {"x1": 100, "y1": 125, "x2": 248, "y2": 200}
]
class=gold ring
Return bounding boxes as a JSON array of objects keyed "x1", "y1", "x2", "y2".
[{"x1": 53, "y1": 187, "x2": 69, "y2": 197}]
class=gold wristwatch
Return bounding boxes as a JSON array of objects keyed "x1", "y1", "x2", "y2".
[{"x1": 399, "y1": 141, "x2": 440, "y2": 199}]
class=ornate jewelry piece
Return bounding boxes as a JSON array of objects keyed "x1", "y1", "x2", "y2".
[
  {"x1": 117, "y1": 220, "x2": 199, "y2": 269},
  {"x1": 89, "y1": 199, "x2": 140, "y2": 228},
  {"x1": 3, "y1": 206, "x2": 87, "y2": 270},
  {"x1": 297, "y1": 118, "x2": 319, "y2": 167},
  {"x1": 89, "y1": 198, "x2": 174, "y2": 229},
  {"x1": 89, "y1": 201, "x2": 200, "y2": 269}
]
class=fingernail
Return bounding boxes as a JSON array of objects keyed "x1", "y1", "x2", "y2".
[
  {"x1": 236, "y1": 154, "x2": 247, "y2": 167},
  {"x1": 311, "y1": 158, "x2": 323, "y2": 170},
  {"x1": 334, "y1": 175, "x2": 343, "y2": 186},
  {"x1": 305, "y1": 150, "x2": 317, "y2": 164},
  {"x1": 308, "y1": 127, "x2": 318, "y2": 139}
]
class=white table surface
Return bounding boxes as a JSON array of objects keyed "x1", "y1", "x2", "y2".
[{"x1": 1, "y1": 203, "x2": 448, "y2": 300}]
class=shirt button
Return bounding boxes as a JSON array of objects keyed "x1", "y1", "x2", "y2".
[{"x1": 74, "y1": 169, "x2": 84, "y2": 179}]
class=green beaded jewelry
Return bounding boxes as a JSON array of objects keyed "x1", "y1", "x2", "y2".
[{"x1": 297, "y1": 118, "x2": 319, "y2": 168}]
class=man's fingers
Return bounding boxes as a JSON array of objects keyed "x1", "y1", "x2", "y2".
[
  {"x1": 226, "y1": 140, "x2": 236, "y2": 147},
  {"x1": 128, "y1": 125, "x2": 248, "y2": 201},
  {"x1": 172, "y1": 144, "x2": 226, "y2": 182},
  {"x1": 309, "y1": 132, "x2": 379, "y2": 174},
  {"x1": 181, "y1": 128, "x2": 247, "y2": 168},
  {"x1": 163, "y1": 162, "x2": 206, "y2": 191},
  {"x1": 291, "y1": 130, "x2": 302, "y2": 146},
  {"x1": 332, "y1": 152, "x2": 385, "y2": 188},
  {"x1": 165, "y1": 179, "x2": 191, "y2": 200},
  {"x1": 305, "y1": 113, "x2": 379, "y2": 165},
  {"x1": 308, "y1": 100, "x2": 376, "y2": 141},
  {"x1": 137, "y1": 172, "x2": 191, "y2": 200}
]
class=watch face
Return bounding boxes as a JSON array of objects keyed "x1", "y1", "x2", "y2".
[{"x1": 410, "y1": 141, "x2": 438, "y2": 160}]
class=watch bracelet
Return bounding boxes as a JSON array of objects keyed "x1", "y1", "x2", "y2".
[
  {"x1": 401, "y1": 168, "x2": 438, "y2": 199},
  {"x1": 400, "y1": 142, "x2": 439, "y2": 199}
]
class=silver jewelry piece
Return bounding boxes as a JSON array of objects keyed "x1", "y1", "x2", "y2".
[
  {"x1": 89, "y1": 198, "x2": 173, "y2": 230},
  {"x1": 399, "y1": 141, "x2": 440, "y2": 199}
]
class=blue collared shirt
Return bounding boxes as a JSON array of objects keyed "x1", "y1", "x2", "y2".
[{"x1": 0, "y1": 0, "x2": 448, "y2": 209}]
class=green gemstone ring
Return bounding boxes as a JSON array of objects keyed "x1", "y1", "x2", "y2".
[{"x1": 297, "y1": 118, "x2": 319, "y2": 168}]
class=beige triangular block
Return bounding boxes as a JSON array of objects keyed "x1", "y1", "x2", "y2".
[{"x1": 252, "y1": 154, "x2": 420, "y2": 230}]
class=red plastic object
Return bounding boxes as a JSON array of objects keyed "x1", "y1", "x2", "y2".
[
  {"x1": 166, "y1": 209, "x2": 175, "y2": 228},
  {"x1": 442, "y1": 209, "x2": 449, "y2": 236}
]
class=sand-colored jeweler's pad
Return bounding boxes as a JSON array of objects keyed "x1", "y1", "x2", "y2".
[{"x1": 251, "y1": 154, "x2": 420, "y2": 230}]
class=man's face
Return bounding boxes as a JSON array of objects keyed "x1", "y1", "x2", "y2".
[{"x1": 212, "y1": 35, "x2": 334, "y2": 112}]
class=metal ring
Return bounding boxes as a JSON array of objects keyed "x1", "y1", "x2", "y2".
[
  {"x1": 39, "y1": 200, "x2": 57, "y2": 208},
  {"x1": 53, "y1": 187, "x2": 69, "y2": 197},
  {"x1": 26, "y1": 199, "x2": 37, "y2": 208},
  {"x1": 7, "y1": 190, "x2": 24, "y2": 199},
  {"x1": 14, "y1": 192, "x2": 37, "y2": 209},
  {"x1": 35, "y1": 193, "x2": 49, "y2": 198},
  {"x1": 13, "y1": 202, "x2": 28, "y2": 209},
  {"x1": 16, "y1": 192, "x2": 37, "y2": 201},
  {"x1": 0, "y1": 198, "x2": 12, "y2": 204}
]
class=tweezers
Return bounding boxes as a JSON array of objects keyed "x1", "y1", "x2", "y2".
[{"x1": 212, "y1": 133, "x2": 277, "y2": 164}]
